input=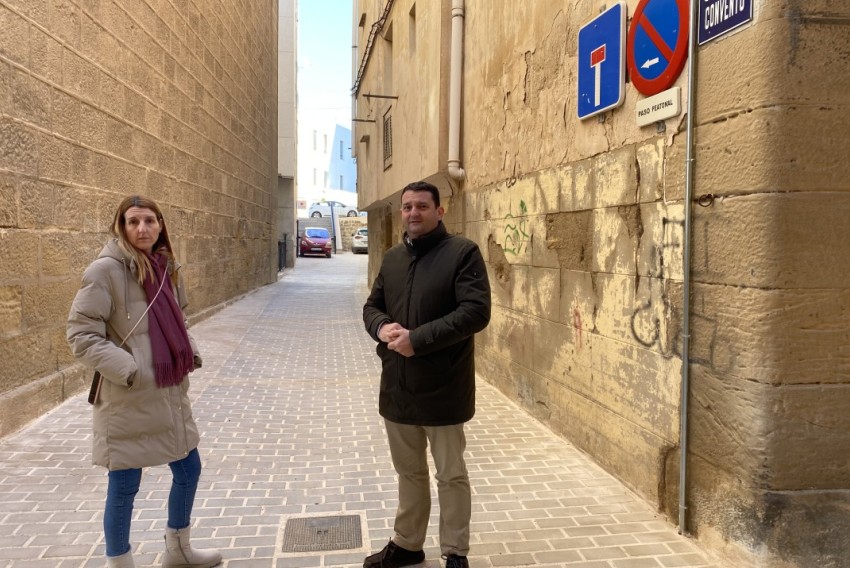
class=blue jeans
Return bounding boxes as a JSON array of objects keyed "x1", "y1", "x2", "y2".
[{"x1": 104, "y1": 448, "x2": 201, "y2": 557}]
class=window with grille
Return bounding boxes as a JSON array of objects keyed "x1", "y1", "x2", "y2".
[{"x1": 383, "y1": 110, "x2": 393, "y2": 169}]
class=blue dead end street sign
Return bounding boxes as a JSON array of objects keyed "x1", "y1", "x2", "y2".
[
  {"x1": 577, "y1": 2, "x2": 626, "y2": 120},
  {"x1": 627, "y1": 0, "x2": 689, "y2": 96}
]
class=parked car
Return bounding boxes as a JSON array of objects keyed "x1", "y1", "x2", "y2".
[
  {"x1": 299, "y1": 227, "x2": 332, "y2": 258},
  {"x1": 308, "y1": 201, "x2": 359, "y2": 218},
  {"x1": 351, "y1": 227, "x2": 368, "y2": 254}
]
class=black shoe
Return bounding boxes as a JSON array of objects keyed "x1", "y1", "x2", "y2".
[
  {"x1": 443, "y1": 554, "x2": 469, "y2": 568},
  {"x1": 363, "y1": 539, "x2": 425, "y2": 568}
]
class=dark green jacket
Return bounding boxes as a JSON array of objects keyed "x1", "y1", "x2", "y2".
[{"x1": 363, "y1": 222, "x2": 491, "y2": 425}]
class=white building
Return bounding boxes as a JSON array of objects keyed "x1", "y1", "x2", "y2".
[
  {"x1": 297, "y1": 119, "x2": 357, "y2": 214},
  {"x1": 277, "y1": 0, "x2": 298, "y2": 268}
]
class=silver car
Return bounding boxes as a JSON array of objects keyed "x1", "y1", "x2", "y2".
[
  {"x1": 308, "y1": 201, "x2": 359, "y2": 218},
  {"x1": 351, "y1": 227, "x2": 368, "y2": 254}
]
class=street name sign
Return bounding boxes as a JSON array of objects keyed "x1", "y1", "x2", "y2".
[
  {"x1": 577, "y1": 2, "x2": 626, "y2": 120},
  {"x1": 697, "y1": 0, "x2": 753, "y2": 44},
  {"x1": 627, "y1": 0, "x2": 689, "y2": 96}
]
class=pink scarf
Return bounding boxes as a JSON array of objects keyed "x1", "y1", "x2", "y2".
[{"x1": 142, "y1": 253, "x2": 195, "y2": 387}]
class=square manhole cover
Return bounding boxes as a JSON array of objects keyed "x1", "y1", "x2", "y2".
[{"x1": 282, "y1": 515, "x2": 362, "y2": 552}]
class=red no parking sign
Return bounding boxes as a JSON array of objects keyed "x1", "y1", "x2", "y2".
[{"x1": 627, "y1": 0, "x2": 689, "y2": 96}]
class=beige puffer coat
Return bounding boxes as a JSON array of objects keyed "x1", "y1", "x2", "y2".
[{"x1": 67, "y1": 240, "x2": 201, "y2": 471}]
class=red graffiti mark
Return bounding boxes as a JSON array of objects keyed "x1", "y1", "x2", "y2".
[{"x1": 572, "y1": 307, "x2": 583, "y2": 350}]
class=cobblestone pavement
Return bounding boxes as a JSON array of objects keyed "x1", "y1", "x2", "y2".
[{"x1": 0, "y1": 252, "x2": 723, "y2": 568}]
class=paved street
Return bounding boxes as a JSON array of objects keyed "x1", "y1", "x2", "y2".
[{"x1": 0, "y1": 252, "x2": 722, "y2": 568}]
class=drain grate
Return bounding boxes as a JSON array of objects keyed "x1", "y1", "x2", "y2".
[{"x1": 282, "y1": 515, "x2": 362, "y2": 552}]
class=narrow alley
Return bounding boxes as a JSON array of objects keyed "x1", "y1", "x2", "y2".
[{"x1": 0, "y1": 253, "x2": 721, "y2": 568}]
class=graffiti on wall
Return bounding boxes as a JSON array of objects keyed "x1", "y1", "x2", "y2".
[
  {"x1": 572, "y1": 306, "x2": 583, "y2": 350},
  {"x1": 630, "y1": 217, "x2": 683, "y2": 358},
  {"x1": 503, "y1": 200, "x2": 531, "y2": 255}
]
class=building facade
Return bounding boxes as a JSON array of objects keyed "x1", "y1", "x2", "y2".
[
  {"x1": 278, "y1": 0, "x2": 298, "y2": 269},
  {"x1": 0, "y1": 1, "x2": 282, "y2": 435},
  {"x1": 297, "y1": 119, "x2": 358, "y2": 214},
  {"x1": 352, "y1": 1, "x2": 850, "y2": 566}
]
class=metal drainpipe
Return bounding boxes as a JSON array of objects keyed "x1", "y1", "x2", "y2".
[
  {"x1": 447, "y1": 0, "x2": 465, "y2": 181},
  {"x1": 678, "y1": 0, "x2": 699, "y2": 535},
  {"x1": 351, "y1": 0, "x2": 358, "y2": 159}
]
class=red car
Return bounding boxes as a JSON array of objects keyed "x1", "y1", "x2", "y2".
[{"x1": 299, "y1": 227, "x2": 332, "y2": 257}]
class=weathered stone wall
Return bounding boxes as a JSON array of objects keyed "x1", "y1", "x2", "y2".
[
  {"x1": 681, "y1": 3, "x2": 850, "y2": 565},
  {"x1": 353, "y1": 0, "x2": 850, "y2": 566},
  {"x1": 0, "y1": 1, "x2": 279, "y2": 436},
  {"x1": 339, "y1": 217, "x2": 367, "y2": 251},
  {"x1": 464, "y1": 140, "x2": 686, "y2": 497}
]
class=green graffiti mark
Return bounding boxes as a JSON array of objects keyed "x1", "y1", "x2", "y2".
[{"x1": 503, "y1": 200, "x2": 530, "y2": 255}]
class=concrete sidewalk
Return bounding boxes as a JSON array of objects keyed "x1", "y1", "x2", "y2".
[{"x1": 0, "y1": 253, "x2": 722, "y2": 568}]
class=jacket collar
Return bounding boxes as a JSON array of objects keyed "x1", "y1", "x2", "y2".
[{"x1": 404, "y1": 221, "x2": 448, "y2": 257}]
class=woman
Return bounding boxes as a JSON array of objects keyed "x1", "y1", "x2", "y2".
[{"x1": 67, "y1": 196, "x2": 221, "y2": 568}]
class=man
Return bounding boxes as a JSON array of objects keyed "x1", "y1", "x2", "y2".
[{"x1": 362, "y1": 181, "x2": 491, "y2": 568}]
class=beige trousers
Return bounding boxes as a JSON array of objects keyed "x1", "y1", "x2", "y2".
[{"x1": 384, "y1": 420, "x2": 471, "y2": 556}]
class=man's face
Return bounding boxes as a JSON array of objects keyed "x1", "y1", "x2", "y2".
[{"x1": 401, "y1": 190, "x2": 444, "y2": 239}]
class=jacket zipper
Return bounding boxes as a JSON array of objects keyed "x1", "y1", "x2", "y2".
[{"x1": 399, "y1": 254, "x2": 418, "y2": 392}]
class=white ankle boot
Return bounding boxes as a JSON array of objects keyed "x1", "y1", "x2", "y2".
[
  {"x1": 162, "y1": 527, "x2": 222, "y2": 568},
  {"x1": 106, "y1": 550, "x2": 135, "y2": 568}
]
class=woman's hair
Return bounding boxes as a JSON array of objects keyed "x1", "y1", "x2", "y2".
[{"x1": 110, "y1": 195, "x2": 179, "y2": 286}]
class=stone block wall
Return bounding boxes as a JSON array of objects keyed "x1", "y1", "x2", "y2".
[
  {"x1": 457, "y1": 3, "x2": 850, "y2": 566},
  {"x1": 462, "y1": 138, "x2": 685, "y2": 511},
  {"x1": 339, "y1": 217, "x2": 367, "y2": 251},
  {"x1": 0, "y1": 1, "x2": 279, "y2": 436}
]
